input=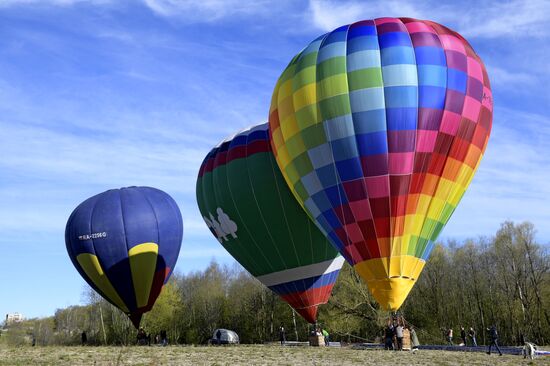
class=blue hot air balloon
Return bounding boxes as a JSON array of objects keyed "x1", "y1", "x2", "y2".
[{"x1": 65, "y1": 186, "x2": 183, "y2": 328}]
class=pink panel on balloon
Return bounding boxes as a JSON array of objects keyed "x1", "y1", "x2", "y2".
[
  {"x1": 349, "y1": 200, "x2": 373, "y2": 221},
  {"x1": 365, "y1": 176, "x2": 390, "y2": 198},
  {"x1": 440, "y1": 111, "x2": 461, "y2": 135},
  {"x1": 344, "y1": 223, "x2": 365, "y2": 243},
  {"x1": 467, "y1": 58, "x2": 483, "y2": 81},
  {"x1": 416, "y1": 130, "x2": 438, "y2": 152},
  {"x1": 462, "y1": 96, "x2": 482, "y2": 122},
  {"x1": 405, "y1": 21, "x2": 437, "y2": 34},
  {"x1": 439, "y1": 35, "x2": 466, "y2": 53},
  {"x1": 388, "y1": 152, "x2": 414, "y2": 175}
]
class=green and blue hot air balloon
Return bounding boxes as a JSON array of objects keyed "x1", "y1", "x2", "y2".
[{"x1": 196, "y1": 123, "x2": 344, "y2": 323}]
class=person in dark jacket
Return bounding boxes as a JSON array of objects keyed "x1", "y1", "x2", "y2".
[
  {"x1": 160, "y1": 329, "x2": 167, "y2": 346},
  {"x1": 279, "y1": 324, "x2": 286, "y2": 345},
  {"x1": 460, "y1": 326, "x2": 466, "y2": 345},
  {"x1": 137, "y1": 327, "x2": 148, "y2": 345},
  {"x1": 486, "y1": 325, "x2": 502, "y2": 356},
  {"x1": 384, "y1": 322, "x2": 394, "y2": 350}
]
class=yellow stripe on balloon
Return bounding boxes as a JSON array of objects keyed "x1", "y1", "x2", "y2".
[
  {"x1": 293, "y1": 83, "x2": 317, "y2": 111},
  {"x1": 426, "y1": 197, "x2": 445, "y2": 220},
  {"x1": 390, "y1": 235, "x2": 403, "y2": 258},
  {"x1": 285, "y1": 120, "x2": 301, "y2": 142},
  {"x1": 128, "y1": 242, "x2": 159, "y2": 309},
  {"x1": 279, "y1": 77, "x2": 293, "y2": 98},
  {"x1": 284, "y1": 165, "x2": 301, "y2": 186},
  {"x1": 76, "y1": 253, "x2": 129, "y2": 312},
  {"x1": 285, "y1": 134, "x2": 307, "y2": 157},
  {"x1": 280, "y1": 115, "x2": 300, "y2": 141},
  {"x1": 269, "y1": 79, "x2": 283, "y2": 115},
  {"x1": 416, "y1": 194, "x2": 432, "y2": 217},
  {"x1": 278, "y1": 96, "x2": 296, "y2": 126},
  {"x1": 389, "y1": 256, "x2": 402, "y2": 277},
  {"x1": 354, "y1": 256, "x2": 425, "y2": 310},
  {"x1": 433, "y1": 178, "x2": 453, "y2": 200},
  {"x1": 447, "y1": 162, "x2": 479, "y2": 213},
  {"x1": 271, "y1": 129, "x2": 284, "y2": 154},
  {"x1": 278, "y1": 146, "x2": 292, "y2": 171},
  {"x1": 318, "y1": 74, "x2": 349, "y2": 99}
]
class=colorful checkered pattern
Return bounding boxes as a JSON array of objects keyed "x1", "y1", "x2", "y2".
[{"x1": 268, "y1": 18, "x2": 492, "y2": 310}]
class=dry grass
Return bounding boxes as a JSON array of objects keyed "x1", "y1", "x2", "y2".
[{"x1": 0, "y1": 344, "x2": 549, "y2": 366}]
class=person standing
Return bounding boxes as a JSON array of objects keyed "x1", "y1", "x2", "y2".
[
  {"x1": 384, "y1": 322, "x2": 394, "y2": 350},
  {"x1": 395, "y1": 323, "x2": 404, "y2": 351},
  {"x1": 322, "y1": 329, "x2": 329, "y2": 346},
  {"x1": 160, "y1": 329, "x2": 168, "y2": 346},
  {"x1": 460, "y1": 326, "x2": 466, "y2": 346},
  {"x1": 468, "y1": 327, "x2": 477, "y2": 347},
  {"x1": 410, "y1": 326, "x2": 420, "y2": 352},
  {"x1": 446, "y1": 328, "x2": 453, "y2": 346},
  {"x1": 486, "y1": 325, "x2": 503, "y2": 356},
  {"x1": 279, "y1": 324, "x2": 286, "y2": 345},
  {"x1": 137, "y1": 327, "x2": 147, "y2": 345}
]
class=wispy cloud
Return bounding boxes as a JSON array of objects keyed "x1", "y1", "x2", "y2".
[
  {"x1": 307, "y1": 0, "x2": 423, "y2": 31},
  {"x1": 444, "y1": 106, "x2": 550, "y2": 242},
  {"x1": 306, "y1": 0, "x2": 550, "y2": 39},
  {"x1": 486, "y1": 65, "x2": 537, "y2": 88},
  {"x1": 457, "y1": 0, "x2": 550, "y2": 39},
  {"x1": 0, "y1": 0, "x2": 112, "y2": 6},
  {"x1": 0, "y1": 0, "x2": 294, "y2": 24},
  {"x1": 142, "y1": 0, "x2": 272, "y2": 20}
]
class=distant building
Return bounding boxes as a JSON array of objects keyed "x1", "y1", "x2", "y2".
[{"x1": 5, "y1": 313, "x2": 24, "y2": 325}]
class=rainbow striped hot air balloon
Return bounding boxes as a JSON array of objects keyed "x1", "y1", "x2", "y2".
[
  {"x1": 196, "y1": 123, "x2": 344, "y2": 323},
  {"x1": 65, "y1": 186, "x2": 183, "y2": 328},
  {"x1": 268, "y1": 18, "x2": 492, "y2": 311}
]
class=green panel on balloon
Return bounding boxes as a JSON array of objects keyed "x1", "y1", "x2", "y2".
[{"x1": 196, "y1": 123, "x2": 344, "y2": 323}]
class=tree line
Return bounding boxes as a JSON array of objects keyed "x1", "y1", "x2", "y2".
[{"x1": 2, "y1": 221, "x2": 548, "y2": 347}]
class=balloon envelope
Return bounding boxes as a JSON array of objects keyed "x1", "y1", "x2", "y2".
[
  {"x1": 268, "y1": 18, "x2": 492, "y2": 310},
  {"x1": 65, "y1": 186, "x2": 183, "y2": 328},
  {"x1": 196, "y1": 123, "x2": 344, "y2": 323}
]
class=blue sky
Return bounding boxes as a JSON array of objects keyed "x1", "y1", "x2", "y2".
[{"x1": 0, "y1": 0, "x2": 549, "y2": 319}]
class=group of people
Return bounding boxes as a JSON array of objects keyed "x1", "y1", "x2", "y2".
[
  {"x1": 445, "y1": 326, "x2": 477, "y2": 346},
  {"x1": 445, "y1": 325, "x2": 502, "y2": 355},
  {"x1": 278, "y1": 324, "x2": 330, "y2": 346},
  {"x1": 384, "y1": 319, "x2": 419, "y2": 352},
  {"x1": 136, "y1": 327, "x2": 168, "y2": 346},
  {"x1": 385, "y1": 320, "x2": 502, "y2": 356},
  {"x1": 310, "y1": 327, "x2": 330, "y2": 346}
]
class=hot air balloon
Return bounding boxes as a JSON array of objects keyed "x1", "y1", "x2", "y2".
[
  {"x1": 268, "y1": 18, "x2": 492, "y2": 311},
  {"x1": 65, "y1": 186, "x2": 183, "y2": 328},
  {"x1": 196, "y1": 123, "x2": 344, "y2": 323}
]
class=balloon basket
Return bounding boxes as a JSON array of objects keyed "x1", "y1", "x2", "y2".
[
  {"x1": 309, "y1": 335, "x2": 326, "y2": 347},
  {"x1": 386, "y1": 313, "x2": 412, "y2": 351}
]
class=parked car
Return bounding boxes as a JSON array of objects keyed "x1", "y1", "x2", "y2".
[{"x1": 209, "y1": 329, "x2": 239, "y2": 345}]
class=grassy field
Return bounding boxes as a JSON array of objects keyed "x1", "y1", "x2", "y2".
[{"x1": 1, "y1": 344, "x2": 549, "y2": 366}]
